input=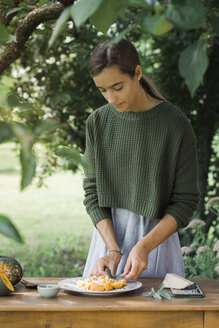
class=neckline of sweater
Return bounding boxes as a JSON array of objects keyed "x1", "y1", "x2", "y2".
[{"x1": 109, "y1": 101, "x2": 165, "y2": 120}]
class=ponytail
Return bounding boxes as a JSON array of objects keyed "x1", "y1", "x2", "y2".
[{"x1": 140, "y1": 74, "x2": 165, "y2": 101}]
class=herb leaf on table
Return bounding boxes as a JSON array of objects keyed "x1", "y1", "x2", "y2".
[{"x1": 142, "y1": 284, "x2": 173, "y2": 300}]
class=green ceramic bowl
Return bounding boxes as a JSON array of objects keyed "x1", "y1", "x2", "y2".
[{"x1": 37, "y1": 284, "x2": 60, "y2": 298}]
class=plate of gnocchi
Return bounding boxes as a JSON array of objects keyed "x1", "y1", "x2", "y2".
[{"x1": 58, "y1": 276, "x2": 142, "y2": 296}]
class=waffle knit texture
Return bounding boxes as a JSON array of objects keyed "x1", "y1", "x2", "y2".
[{"x1": 83, "y1": 101, "x2": 200, "y2": 230}]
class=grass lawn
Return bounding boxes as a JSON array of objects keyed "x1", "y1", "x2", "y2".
[{"x1": 0, "y1": 143, "x2": 93, "y2": 277}]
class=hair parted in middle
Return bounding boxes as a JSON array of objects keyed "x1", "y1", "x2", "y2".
[{"x1": 89, "y1": 38, "x2": 164, "y2": 101}]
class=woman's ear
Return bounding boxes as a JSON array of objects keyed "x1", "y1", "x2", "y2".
[{"x1": 135, "y1": 65, "x2": 142, "y2": 80}]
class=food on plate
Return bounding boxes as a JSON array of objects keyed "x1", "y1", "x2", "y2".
[{"x1": 77, "y1": 275, "x2": 127, "y2": 291}]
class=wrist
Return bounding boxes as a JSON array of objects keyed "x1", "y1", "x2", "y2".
[
  {"x1": 108, "y1": 249, "x2": 123, "y2": 256},
  {"x1": 137, "y1": 237, "x2": 153, "y2": 254}
]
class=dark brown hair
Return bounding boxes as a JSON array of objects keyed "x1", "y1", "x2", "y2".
[{"x1": 89, "y1": 38, "x2": 164, "y2": 101}]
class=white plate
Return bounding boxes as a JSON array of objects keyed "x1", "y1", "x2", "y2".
[{"x1": 58, "y1": 277, "x2": 142, "y2": 296}]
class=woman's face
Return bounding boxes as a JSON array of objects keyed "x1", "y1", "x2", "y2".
[{"x1": 93, "y1": 65, "x2": 143, "y2": 112}]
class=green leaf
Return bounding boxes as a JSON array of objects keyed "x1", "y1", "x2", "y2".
[
  {"x1": 127, "y1": 0, "x2": 153, "y2": 8},
  {"x1": 71, "y1": 0, "x2": 103, "y2": 28},
  {"x1": 105, "y1": 268, "x2": 123, "y2": 280},
  {"x1": 141, "y1": 14, "x2": 173, "y2": 35},
  {"x1": 158, "y1": 283, "x2": 164, "y2": 291},
  {"x1": 34, "y1": 119, "x2": 60, "y2": 136},
  {"x1": 105, "y1": 25, "x2": 134, "y2": 46},
  {"x1": 0, "y1": 122, "x2": 15, "y2": 143},
  {"x1": 0, "y1": 0, "x2": 14, "y2": 5},
  {"x1": 19, "y1": 102, "x2": 34, "y2": 110},
  {"x1": 55, "y1": 147, "x2": 82, "y2": 165},
  {"x1": 159, "y1": 290, "x2": 172, "y2": 300},
  {"x1": 130, "y1": 0, "x2": 156, "y2": 7},
  {"x1": 152, "y1": 292, "x2": 162, "y2": 300},
  {"x1": 0, "y1": 214, "x2": 24, "y2": 243},
  {"x1": 145, "y1": 0, "x2": 157, "y2": 7},
  {"x1": 6, "y1": 91, "x2": 34, "y2": 110},
  {"x1": 209, "y1": 14, "x2": 219, "y2": 35},
  {"x1": 6, "y1": 92, "x2": 22, "y2": 108},
  {"x1": 12, "y1": 122, "x2": 34, "y2": 149},
  {"x1": 12, "y1": 122, "x2": 36, "y2": 190},
  {"x1": 6, "y1": 7, "x2": 22, "y2": 17},
  {"x1": 20, "y1": 146, "x2": 36, "y2": 190},
  {"x1": 178, "y1": 40, "x2": 208, "y2": 97},
  {"x1": 105, "y1": 268, "x2": 113, "y2": 278},
  {"x1": 90, "y1": 0, "x2": 129, "y2": 33},
  {"x1": 142, "y1": 291, "x2": 152, "y2": 296},
  {"x1": 81, "y1": 156, "x2": 94, "y2": 173},
  {"x1": 39, "y1": 0, "x2": 48, "y2": 5},
  {"x1": 49, "y1": 92, "x2": 71, "y2": 107},
  {"x1": 114, "y1": 273, "x2": 124, "y2": 280},
  {"x1": 165, "y1": 0, "x2": 206, "y2": 30},
  {"x1": 0, "y1": 23, "x2": 10, "y2": 43},
  {"x1": 9, "y1": 34, "x2": 16, "y2": 42},
  {"x1": 48, "y1": 7, "x2": 71, "y2": 49}
]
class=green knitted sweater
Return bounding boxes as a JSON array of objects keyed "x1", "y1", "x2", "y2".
[{"x1": 83, "y1": 101, "x2": 200, "y2": 230}]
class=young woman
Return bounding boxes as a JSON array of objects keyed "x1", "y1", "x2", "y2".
[{"x1": 82, "y1": 38, "x2": 199, "y2": 280}]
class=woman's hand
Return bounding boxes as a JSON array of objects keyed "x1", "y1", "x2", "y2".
[
  {"x1": 123, "y1": 215, "x2": 178, "y2": 280},
  {"x1": 91, "y1": 252, "x2": 121, "y2": 276},
  {"x1": 123, "y1": 242, "x2": 149, "y2": 280}
]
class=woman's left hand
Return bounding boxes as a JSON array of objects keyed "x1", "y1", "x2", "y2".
[{"x1": 123, "y1": 241, "x2": 149, "y2": 280}]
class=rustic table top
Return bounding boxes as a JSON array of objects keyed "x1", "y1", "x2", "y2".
[{"x1": 1, "y1": 278, "x2": 219, "y2": 312}]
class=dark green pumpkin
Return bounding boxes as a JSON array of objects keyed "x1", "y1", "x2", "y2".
[
  {"x1": 0, "y1": 256, "x2": 23, "y2": 285},
  {"x1": 0, "y1": 272, "x2": 14, "y2": 296}
]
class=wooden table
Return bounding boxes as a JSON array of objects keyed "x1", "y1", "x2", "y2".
[{"x1": 0, "y1": 278, "x2": 218, "y2": 328}]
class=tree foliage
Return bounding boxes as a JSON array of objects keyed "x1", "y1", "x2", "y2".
[{"x1": 0, "y1": 0, "x2": 218, "y2": 238}]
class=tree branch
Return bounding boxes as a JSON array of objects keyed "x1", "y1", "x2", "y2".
[{"x1": 0, "y1": 2, "x2": 66, "y2": 75}]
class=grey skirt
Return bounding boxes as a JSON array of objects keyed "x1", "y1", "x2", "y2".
[{"x1": 83, "y1": 208, "x2": 185, "y2": 278}]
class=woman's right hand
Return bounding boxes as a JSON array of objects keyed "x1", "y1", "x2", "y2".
[{"x1": 90, "y1": 252, "x2": 122, "y2": 276}]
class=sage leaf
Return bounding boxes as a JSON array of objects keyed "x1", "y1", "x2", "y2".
[
  {"x1": 152, "y1": 292, "x2": 162, "y2": 300},
  {"x1": 105, "y1": 268, "x2": 113, "y2": 278},
  {"x1": 158, "y1": 283, "x2": 164, "y2": 291},
  {"x1": 159, "y1": 290, "x2": 172, "y2": 300},
  {"x1": 105, "y1": 268, "x2": 123, "y2": 280},
  {"x1": 142, "y1": 285, "x2": 172, "y2": 301},
  {"x1": 142, "y1": 291, "x2": 152, "y2": 296},
  {"x1": 114, "y1": 273, "x2": 124, "y2": 280}
]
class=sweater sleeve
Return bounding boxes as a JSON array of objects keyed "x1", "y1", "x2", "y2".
[
  {"x1": 83, "y1": 115, "x2": 112, "y2": 226},
  {"x1": 164, "y1": 119, "x2": 200, "y2": 229}
]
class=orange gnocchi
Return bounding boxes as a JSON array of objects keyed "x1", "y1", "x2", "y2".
[{"x1": 77, "y1": 275, "x2": 127, "y2": 291}]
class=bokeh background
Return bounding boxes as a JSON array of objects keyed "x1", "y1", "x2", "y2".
[{"x1": 0, "y1": 0, "x2": 218, "y2": 279}]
